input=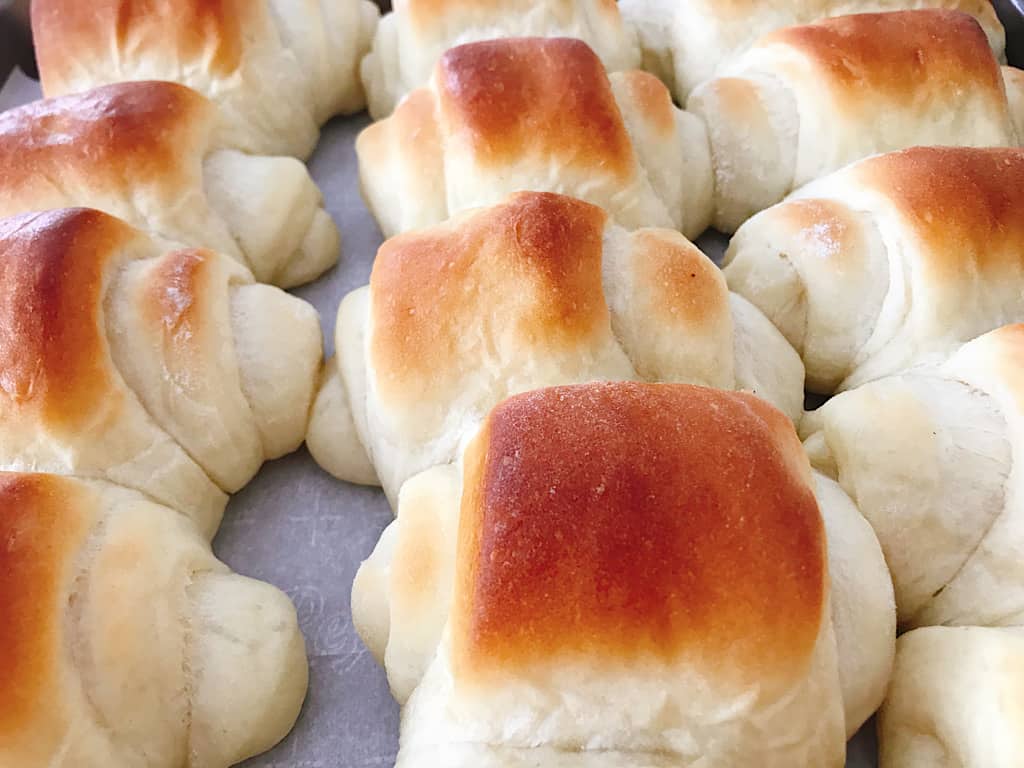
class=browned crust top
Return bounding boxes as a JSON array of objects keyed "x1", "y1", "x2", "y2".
[
  {"x1": 369, "y1": 192, "x2": 611, "y2": 403},
  {"x1": 761, "y1": 10, "x2": 1001, "y2": 106},
  {"x1": 855, "y1": 146, "x2": 1024, "y2": 275},
  {"x1": 453, "y1": 382, "x2": 826, "y2": 684},
  {"x1": 405, "y1": 0, "x2": 621, "y2": 32},
  {"x1": 33, "y1": 0, "x2": 254, "y2": 92},
  {"x1": 436, "y1": 38, "x2": 634, "y2": 176},
  {"x1": 0, "y1": 81, "x2": 212, "y2": 203},
  {"x1": 0, "y1": 209, "x2": 139, "y2": 430}
]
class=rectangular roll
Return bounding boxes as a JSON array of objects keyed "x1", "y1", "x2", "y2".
[{"x1": 352, "y1": 382, "x2": 896, "y2": 763}]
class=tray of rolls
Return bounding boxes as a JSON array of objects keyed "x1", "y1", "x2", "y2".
[{"x1": 2, "y1": 1, "x2": 1023, "y2": 766}]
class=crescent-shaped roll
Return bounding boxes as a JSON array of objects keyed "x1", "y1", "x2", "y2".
[
  {"x1": 686, "y1": 10, "x2": 1024, "y2": 232},
  {"x1": 0, "y1": 471, "x2": 308, "y2": 768},
  {"x1": 361, "y1": 0, "x2": 641, "y2": 119},
  {"x1": 878, "y1": 626, "x2": 1024, "y2": 768},
  {"x1": 356, "y1": 37, "x2": 714, "y2": 240},
  {"x1": 619, "y1": 0, "x2": 1005, "y2": 103},
  {"x1": 0, "y1": 208, "x2": 323, "y2": 538},
  {"x1": 0, "y1": 82, "x2": 339, "y2": 288},
  {"x1": 351, "y1": 382, "x2": 896, "y2": 763},
  {"x1": 802, "y1": 324, "x2": 1024, "y2": 630},
  {"x1": 31, "y1": 0, "x2": 380, "y2": 158},
  {"x1": 305, "y1": 192, "x2": 804, "y2": 504},
  {"x1": 723, "y1": 146, "x2": 1024, "y2": 394}
]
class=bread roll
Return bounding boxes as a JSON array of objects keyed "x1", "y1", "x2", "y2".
[
  {"x1": 362, "y1": 0, "x2": 640, "y2": 119},
  {"x1": 724, "y1": 146, "x2": 1024, "y2": 393},
  {"x1": 878, "y1": 626, "x2": 1024, "y2": 768},
  {"x1": 619, "y1": 0, "x2": 1005, "y2": 102},
  {"x1": 803, "y1": 324, "x2": 1024, "y2": 630},
  {"x1": 357, "y1": 37, "x2": 714, "y2": 240},
  {"x1": 0, "y1": 471, "x2": 307, "y2": 768},
  {"x1": 0, "y1": 208, "x2": 322, "y2": 538},
  {"x1": 687, "y1": 10, "x2": 1023, "y2": 232},
  {"x1": 31, "y1": 0, "x2": 379, "y2": 158},
  {"x1": 306, "y1": 192, "x2": 803, "y2": 504},
  {"x1": 0, "y1": 82, "x2": 338, "y2": 288},
  {"x1": 352, "y1": 382, "x2": 895, "y2": 763}
]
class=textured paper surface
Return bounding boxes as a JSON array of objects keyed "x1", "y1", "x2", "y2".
[{"x1": 0, "y1": 70, "x2": 876, "y2": 768}]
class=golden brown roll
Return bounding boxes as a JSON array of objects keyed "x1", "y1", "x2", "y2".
[
  {"x1": 725, "y1": 146, "x2": 1024, "y2": 393},
  {"x1": 357, "y1": 37, "x2": 714, "y2": 240},
  {"x1": 687, "y1": 10, "x2": 1023, "y2": 231},
  {"x1": 0, "y1": 82, "x2": 338, "y2": 287},
  {"x1": 32, "y1": 0, "x2": 380, "y2": 158},
  {"x1": 0, "y1": 208, "x2": 322, "y2": 538},
  {"x1": 620, "y1": 0, "x2": 1005, "y2": 103},
  {"x1": 306, "y1": 192, "x2": 803, "y2": 503},
  {"x1": 0, "y1": 471, "x2": 307, "y2": 768},
  {"x1": 362, "y1": 0, "x2": 640, "y2": 119},
  {"x1": 352, "y1": 382, "x2": 895, "y2": 763}
]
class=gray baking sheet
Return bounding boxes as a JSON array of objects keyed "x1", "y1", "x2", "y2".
[{"x1": 0, "y1": 69, "x2": 875, "y2": 768}]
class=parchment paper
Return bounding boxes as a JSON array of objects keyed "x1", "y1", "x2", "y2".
[{"x1": 0, "y1": 70, "x2": 876, "y2": 768}]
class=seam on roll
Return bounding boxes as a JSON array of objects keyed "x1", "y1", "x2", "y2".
[
  {"x1": 907, "y1": 378, "x2": 1014, "y2": 627},
  {"x1": 64, "y1": 516, "x2": 118, "y2": 756},
  {"x1": 201, "y1": 160, "x2": 256, "y2": 276},
  {"x1": 101, "y1": 261, "x2": 230, "y2": 496},
  {"x1": 600, "y1": 294, "x2": 644, "y2": 384},
  {"x1": 182, "y1": 569, "x2": 198, "y2": 768},
  {"x1": 353, "y1": 295, "x2": 379, "y2": 475},
  {"x1": 836, "y1": 214, "x2": 903, "y2": 389},
  {"x1": 225, "y1": 279, "x2": 272, "y2": 459}
]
